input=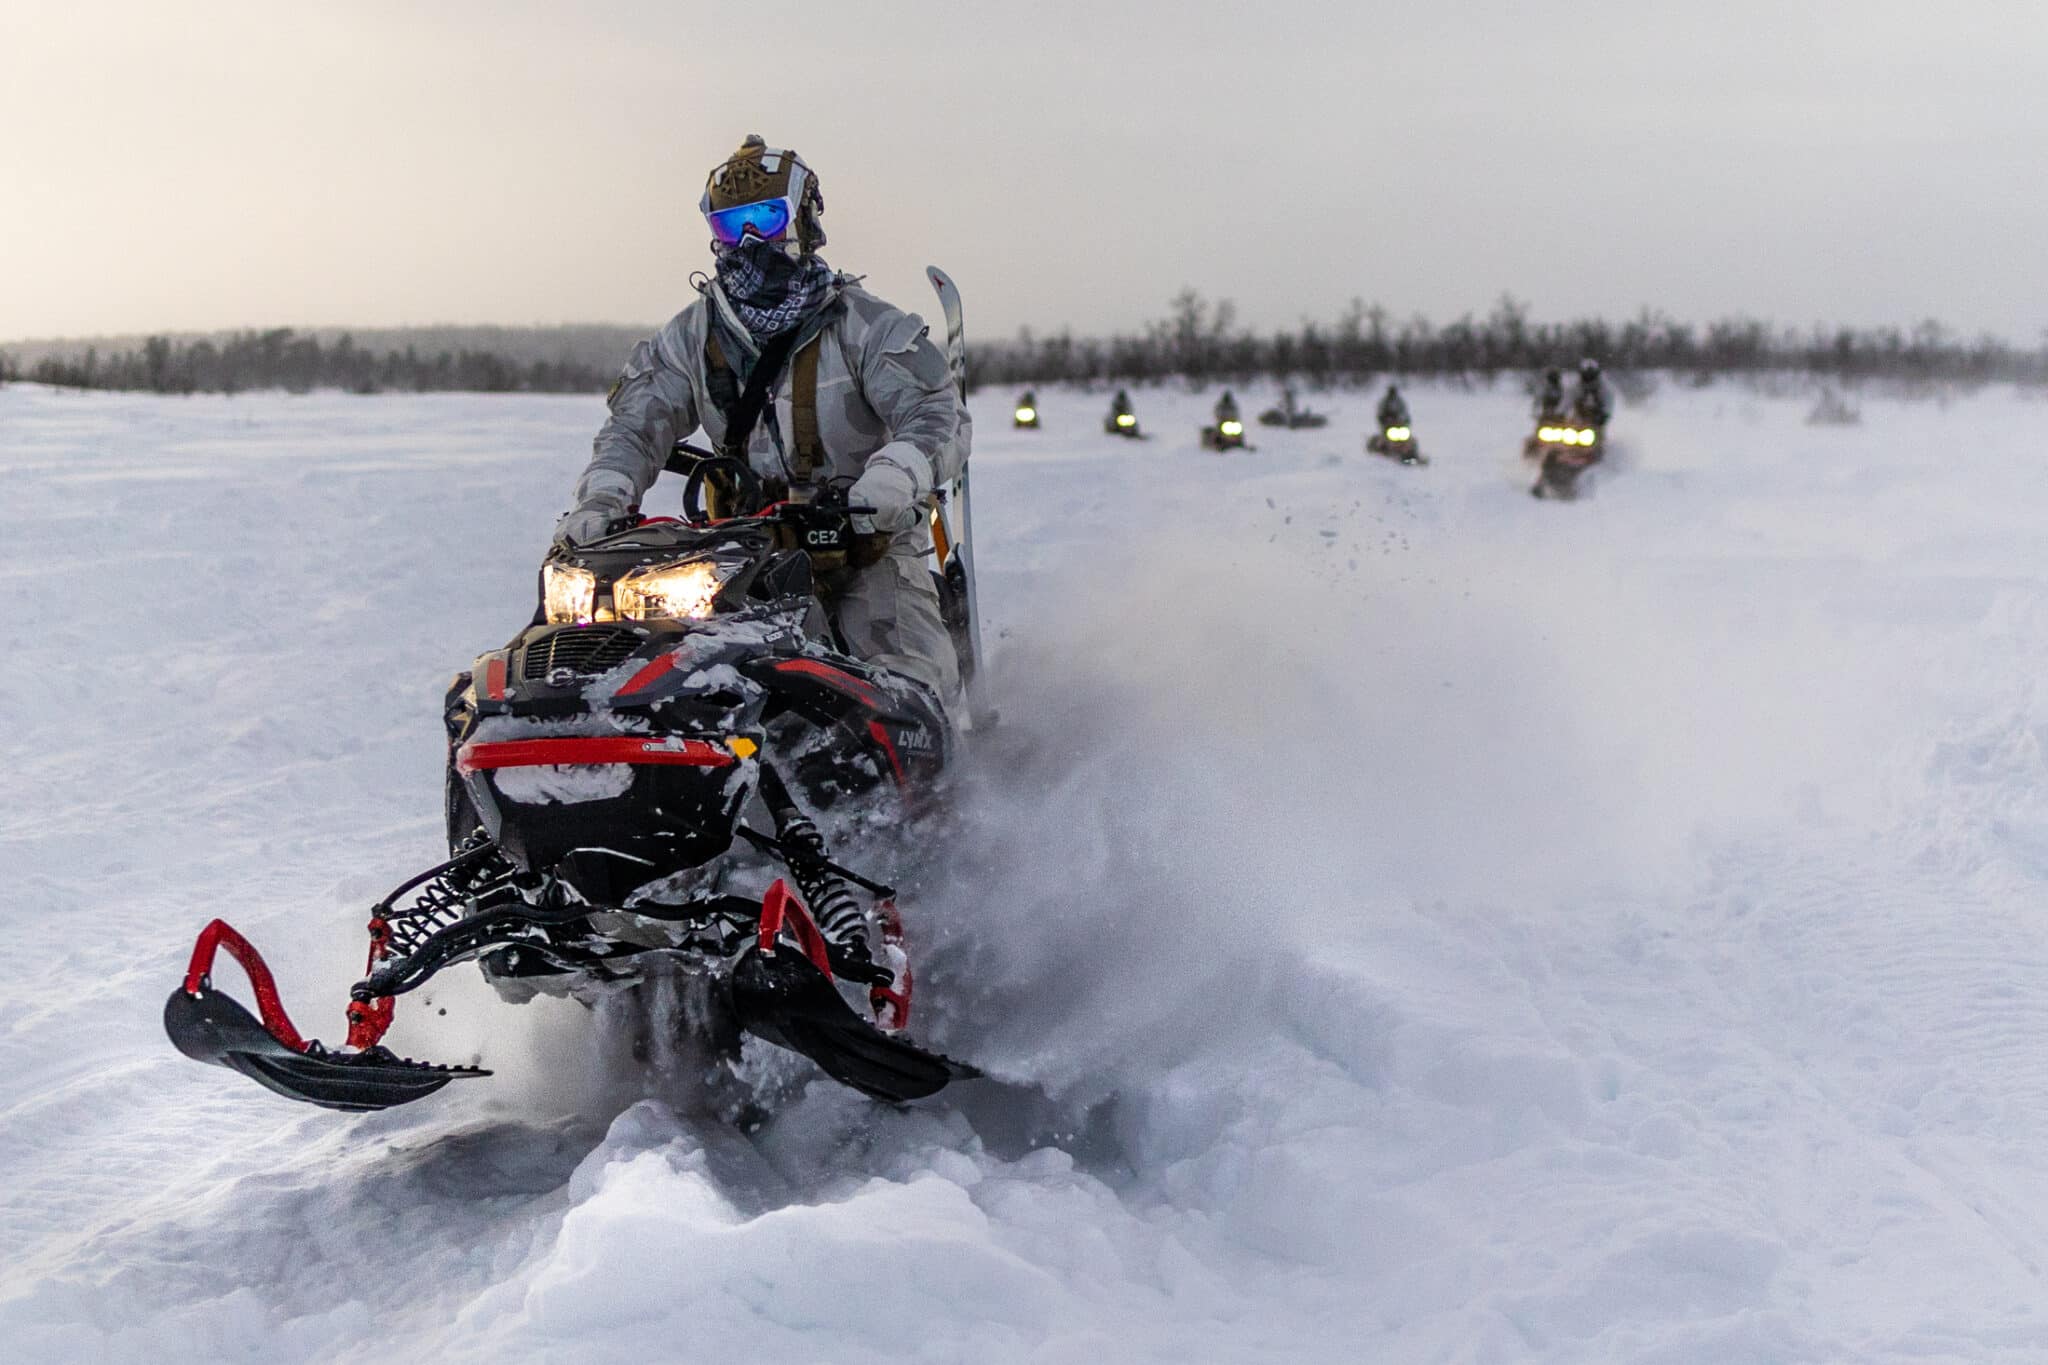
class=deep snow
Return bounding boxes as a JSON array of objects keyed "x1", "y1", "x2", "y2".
[{"x1": 4, "y1": 377, "x2": 2048, "y2": 1362}]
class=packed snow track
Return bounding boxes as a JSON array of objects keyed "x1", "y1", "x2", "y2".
[{"x1": 6, "y1": 380, "x2": 2048, "y2": 1362}]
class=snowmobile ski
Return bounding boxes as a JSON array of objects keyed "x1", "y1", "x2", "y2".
[
  {"x1": 926, "y1": 265, "x2": 995, "y2": 730},
  {"x1": 164, "y1": 918, "x2": 486, "y2": 1111},
  {"x1": 730, "y1": 942, "x2": 977, "y2": 1103}
]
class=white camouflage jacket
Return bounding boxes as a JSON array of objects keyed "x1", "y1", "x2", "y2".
[{"x1": 574, "y1": 275, "x2": 969, "y2": 528}]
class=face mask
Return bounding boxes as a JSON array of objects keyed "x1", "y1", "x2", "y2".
[{"x1": 715, "y1": 241, "x2": 832, "y2": 339}]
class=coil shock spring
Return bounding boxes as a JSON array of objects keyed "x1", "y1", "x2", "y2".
[
  {"x1": 758, "y1": 763, "x2": 869, "y2": 949},
  {"x1": 776, "y1": 807, "x2": 868, "y2": 945}
]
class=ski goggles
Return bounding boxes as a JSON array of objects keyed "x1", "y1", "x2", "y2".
[{"x1": 705, "y1": 197, "x2": 795, "y2": 247}]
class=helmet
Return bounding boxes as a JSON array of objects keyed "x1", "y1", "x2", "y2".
[
  {"x1": 1578, "y1": 358, "x2": 1602, "y2": 381},
  {"x1": 1544, "y1": 367, "x2": 1562, "y2": 383},
  {"x1": 701, "y1": 135, "x2": 826, "y2": 257},
  {"x1": 1386, "y1": 383, "x2": 1400, "y2": 397}
]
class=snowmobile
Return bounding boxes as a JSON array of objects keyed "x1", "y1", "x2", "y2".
[
  {"x1": 164, "y1": 450, "x2": 981, "y2": 1112},
  {"x1": 1200, "y1": 416, "x2": 1247, "y2": 451},
  {"x1": 1013, "y1": 391, "x2": 1040, "y2": 429},
  {"x1": 1807, "y1": 387, "x2": 1860, "y2": 426},
  {"x1": 1526, "y1": 419, "x2": 1604, "y2": 499},
  {"x1": 1104, "y1": 399, "x2": 1141, "y2": 438},
  {"x1": 1257, "y1": 388, "x2": 1329, "y2": 430},
  {"x1": 1365, "y1": 423, "x2": 1426, "y2": 465}
]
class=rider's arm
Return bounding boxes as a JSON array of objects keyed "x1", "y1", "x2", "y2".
[
  {"x1": 575, "y1": 326, "x2": 700, "y2": 512},
  {"x1": 854, "y1": 307, "x2": 967, "y2": 494}
]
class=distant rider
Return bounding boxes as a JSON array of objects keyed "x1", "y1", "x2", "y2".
[
  {"x1": 1376, "y1": 384, "x2": 1411, "y2": 430},
  {"x1": 1571, "y1": 359, "x2": 1614, "y2": 428},
  {"x1": 1535, "y1": 368, "x2": 1567, "y2": 421},
  {"x1": 553, "y1": 135, "x2": 970, "y2": 698},
  {"x1": 1214, "y1": 389, "x2": 1241, "y2": 424}
]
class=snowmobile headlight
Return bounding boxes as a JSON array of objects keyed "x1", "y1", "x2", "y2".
[
  {"x1": 1538, "y1": 426, "x2": 1559, "y2": 442},
  {"x1": 614, "y1": 558, "x2": 735, "y2": 622},
  {"x1": 1116, "y1": 412, "x2": 1136, "y2": 428},
  {"x1": 1015, "y1": 406, "x2": 1036, "y2": 422},
  {"x1": 1220, "y1": 419, "x2": 1244, "y2": 437},
  {"x1": 1386, "y1": 426, "x2": 1412, "y2": 441},
  {"x1": 542, "y1": 563, "x2": 597, "y2": 624}
]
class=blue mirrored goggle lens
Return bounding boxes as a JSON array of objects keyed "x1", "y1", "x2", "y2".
[{"x1": 706, "y1": 198, "x2": 794, "y2": 245}]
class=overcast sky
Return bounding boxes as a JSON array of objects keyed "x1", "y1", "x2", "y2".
[{"x1": 4, "y1": 0, "x2": 2044, "y2": 344}]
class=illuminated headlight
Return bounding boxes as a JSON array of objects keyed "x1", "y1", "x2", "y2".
[
  {"x1": 1116, "y1": 413, "x2": 1136, "y2": 428},
  {"x1": 1579, "y1": 427, "x2": 1598, "y2": 443},
  {"x1": 1220, "y1": 419, "x2": 1244, "y2": 437},
  {"x1": 1538, "y1": 426, "x2": 1559, "y2": 442},
  {"x1": 1386, "y1": 426, "x2": 1412, "y2": 441},
  {"x1": 614, "y1": 559, "x2": 736, "y2": 622},
  {"x1": 543, "y1": 563, "x2": 597, "y2": 624},
  {"x1": 1015, "y1": 406, "x2": 1036, "y2": 422}
]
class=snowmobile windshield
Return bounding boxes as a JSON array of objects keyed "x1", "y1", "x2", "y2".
[{"x1": 706, "y1": 196, "x2": 794, "y2": 246}]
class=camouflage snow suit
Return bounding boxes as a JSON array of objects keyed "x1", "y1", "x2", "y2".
[{"x1": 573, "y1": 274, "x2": 970, "y2": 697}]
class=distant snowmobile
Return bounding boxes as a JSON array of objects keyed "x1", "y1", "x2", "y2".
[
  {"x1": 1013, "y1": 390, "x2": 1041, "y2": 429},
  {"x1": 1807, "y1": 387, "x2": 1860, "y2": 426},
  {"x1": 1257, "y1": 386, "x2": 1329, "y2": 429},
  {"x1": 164, "y1": 456, "x2": 981, "y2": 1112},
  {"x1": 1201, "y1": 389, "x2": 1248, "y2": 451},
  {"x1": 1366, "y1": 422, "x2": 1426, "y2": 465},
  {"x1": 1104, "y1": 389, "x2": 1142, "y2": 438},
  {"x1": 1526, "y1": 420, "x2": 1604, "y2": 499}
]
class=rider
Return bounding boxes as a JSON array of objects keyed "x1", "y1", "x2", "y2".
[
  {"x1": 1571, "y1": 359, "x2": 1614, "y2": 428},
  {"x1": 1534, "y1": 367, "x2": 1567, "y2": 421},
  {"x1": 1376, "y1": 383, "x2": 1411, "y2": 430},
  {"x1": 1214, "y1": 389, "x2": 1241, "y2": 424},
  {"x1": 553, "y1": 136, "x2": 969, "y2": 698}
]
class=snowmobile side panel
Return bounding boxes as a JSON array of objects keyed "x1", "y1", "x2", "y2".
[{"x1": 730, "y1": 946, "x2": 977, "y2": 1103}]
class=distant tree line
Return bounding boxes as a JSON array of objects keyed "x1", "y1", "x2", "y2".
[
  {"x1": 6, "y1": 297, "x2": 2044, "y2": 397},
  {"x1": 975, "y1": 291, "x2": 2048, "y2": 391},
  {"x1": 4, "y1": 328, "x2": 609, "y2": 395}
]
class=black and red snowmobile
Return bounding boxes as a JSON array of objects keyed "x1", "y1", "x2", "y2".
[{"x1": 164, "y1": 451, "x2": 981, "y2": 1112}]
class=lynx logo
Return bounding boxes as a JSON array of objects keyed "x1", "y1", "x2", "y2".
[{"x1": 893, "y1": 725, "x2": 935, "y2": 753}]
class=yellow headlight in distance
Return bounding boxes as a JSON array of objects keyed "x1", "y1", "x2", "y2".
[
  {"x1": 1015, "y1": 406, "x2": 1036, "y2": 422},
  {"x1": 543, "y1": 563, "x2": 597, "y2": 624},
  {"x1": 614, "y1": 559, "x2": 728, "y2": 622},
  {"x1": 1580, "y1": 427, "x2": 1598, "y2": 443},
  {"x1": 1220, "y1": 419, "x2": 1244, "y2": 436},
  {"x1": 1387, "y1": 426, "x2": 1412, "y2": 441},
  {"x1": 1116, "y1": 412, "x2": 1136, "y2": 427}
]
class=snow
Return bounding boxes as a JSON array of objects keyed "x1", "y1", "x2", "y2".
[{"x1": 6, "y1": 377, "x2": 2048, "y2": 1361}]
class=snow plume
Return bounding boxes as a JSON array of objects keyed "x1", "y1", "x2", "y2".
[{"x1": 10, "y1": 383, "x2": 2048, "y2": 1363}]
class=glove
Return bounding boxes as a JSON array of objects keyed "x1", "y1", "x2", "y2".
[
  {"x1": 552, "y1": 496, "x2": 627, "y2": 547},
  {"x1": 847, "y1": 443, "x2": 932, "y2": 536},
  {"x1": 552, "y1": 472, "x2": 636, "y2": 547}
]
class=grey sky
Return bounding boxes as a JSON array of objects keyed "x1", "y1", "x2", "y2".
[{"x1": 4, "y1": 0, "x2": 2044, "y2": 343}]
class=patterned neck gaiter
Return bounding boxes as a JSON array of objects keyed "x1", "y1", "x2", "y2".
[{"x1": 714, "y1": 242, "x2": 835, "y2": 340}]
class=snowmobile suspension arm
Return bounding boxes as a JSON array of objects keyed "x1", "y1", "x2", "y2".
[
  {"x1": 733, "y1": 825, "x2": 896, "y2": 898},
  {"x1": 352, "y1": 901, "x2": 594, "y2": 1002}
]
